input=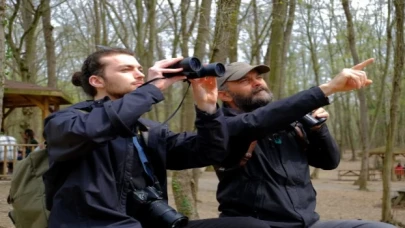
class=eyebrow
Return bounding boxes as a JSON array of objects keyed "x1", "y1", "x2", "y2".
[
  {"x1": 117, "y1": 64, "x2": 136, "y2": 68},
  {"x1": 116, "y1": 64, "x2": 143, "y2": 70}
]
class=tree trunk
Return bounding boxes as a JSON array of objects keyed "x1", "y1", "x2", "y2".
[
  {"x1": 266, "y1": 0, "x2": 287, "y2": 100},
  {"x1": 278, "y1": 0, "x2": 296, "y2": 98},
  {"x1": 304, "y1": 2, "x2": 320, "y2": 86},
  {"x1": 180, "y1": 0, "x2": 199, "y2": 57},
  {"x1": 228, "y1": 0, "x2": 241, "y2": 63},
  {"x1": 135, "y1": 0, "x2": 145, "y2": 61},
  {"x1": 21, "y1": 0, "x2": 40, "y2": 83},
  {"x1": 145, "y1": 0, "x2": 157, "y2": 69},
  {"x1": 20, "y1": 0, "x2": 43, "y2": 131},
  {"x1": 310, "y1": 168, "x2": 319, "y2": 179},
  {"x1": 342, "y1": 0, "x2": 370, "y2": 191},
  {"x1": 172, "y1": 170, "x2": 198, "y2": 219},
  {"x1": 343, "y1": 95, "x2": 357, "y2": 161},
  {"x1": 210, "y1": 0, "x2": 241, "y2": 63},
  {"x1": 173, "y1": 0, "x2": 201, "y2": 219},
  {"x1": 93, "y1": 0, "x2": 101, "y2": 46},
  {"x1": 249, "y1": 0, "x2": 260, "y2": 64},
  {"x1": 194, "y1": 0, "x2": 212, "y2": 59},
  {"x1": 5, "y1": 0, "x2": 42, "y2": 83},
  {"x1": 100, "y1": 0, "x2": 108, "y2": 45},
  {"x1": 382, "y1": 0, "x2": 404, "y2": 223},
  {"x1": 0, "y1": 0, "x2": 5, "y2": 131},
  {"x1": 41, "y1": 0, "x2": 57, "y2": 88},
  {"x1": 189, "y1": 0, "x2": 213, "y2": 209},
  {"x1": 304, "y1": 1, "x2": 321, "y2": 179},
  {"x1": 369, "y1": 4, "x2": 393, "y2": 145}
]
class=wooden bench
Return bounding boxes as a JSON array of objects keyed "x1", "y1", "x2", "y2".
[
  {"x1": 338, "y1": 170, "x2": 360, "y2": 180},
  {"x1": 338, "y1": 169, "x2": 380, "y2": 180}
]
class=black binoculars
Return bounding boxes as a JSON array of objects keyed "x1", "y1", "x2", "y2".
[{"x1": 162, "y1": 57, "x2": 225, "y2": 79}]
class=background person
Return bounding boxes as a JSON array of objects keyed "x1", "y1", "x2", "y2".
[{"x1": 21, "y1": 129, "x2": 39, "y2": 157}]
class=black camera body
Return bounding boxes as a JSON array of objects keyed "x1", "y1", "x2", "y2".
[
  {"x1": 300, "y1": 113, "x2": 327, "y2": 128},
  {"x1": 163, "y1": 57, "x2": 225, "y2": 79},
  {"x1": 128, "y1": 186, "x2": 188, "y2": 228}
]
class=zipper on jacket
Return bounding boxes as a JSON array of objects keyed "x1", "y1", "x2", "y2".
[{"x1": 118, "y1": 138, "x2": 134, "y2": 209}]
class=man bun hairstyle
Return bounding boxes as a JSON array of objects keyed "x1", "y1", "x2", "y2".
[
  {"x1": 73, "y1": 47, "x2": 135, "y2": 97},
  {"x1": 71, "y1": 72, "x2": 83, "y2": 87}
]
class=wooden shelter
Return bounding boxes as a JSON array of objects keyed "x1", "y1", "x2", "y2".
[
  {"x1": 0, "y1": 80, "x2": 72, "y2": 178},
  {"x1": 2, "y1": 80, "x2": 72, "y2": 129}
]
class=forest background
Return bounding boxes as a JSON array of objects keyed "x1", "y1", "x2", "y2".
[{"x1": 0, "y1": 0, "x2": 404, "y2": 225}]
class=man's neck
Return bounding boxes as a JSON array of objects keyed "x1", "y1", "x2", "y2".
[
  {"x1": 224, "y1": 102, "x2": 243, "y2": 113},
  {"x1": 94, "y1": 92, "x2": 117, "y2": 101},
  {"x1": 94, "y1": 92, "x2": 107, "y2": 101}
]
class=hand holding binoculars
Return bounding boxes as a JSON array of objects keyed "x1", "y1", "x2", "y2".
[
  {"x1": 162, "y1": 57, "x2": 225, "y2": 79},
  {"x1": 300, "y1": 114, "x2": 327, "y2": 128}
]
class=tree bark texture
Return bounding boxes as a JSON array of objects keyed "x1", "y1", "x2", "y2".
[
  {"x1": 382, "y1": 0, "x2": 404, "y2": 223},
  {"x1": 210, "y1": 0, "x2": 241, "y2": 63}
]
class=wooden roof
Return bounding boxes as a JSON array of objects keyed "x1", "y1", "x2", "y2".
[
  {"x1": 3, "y1": 80, "x2": 72, "y2": 108},
  {"x1": 369, "y1": 146, "x2": 405, "y2": 155}
]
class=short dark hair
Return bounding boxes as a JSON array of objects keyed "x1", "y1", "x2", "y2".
[
  {"x1": 24, "y1": 129, "x2": 35, "y2": 139},
  {"x1": 72, "y1": 48, "x2": 135, "y2": 97}
]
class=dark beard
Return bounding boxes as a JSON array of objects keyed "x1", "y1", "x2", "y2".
[{"x1": 230, "y1": 87, "x2": 273, "y2": 112}]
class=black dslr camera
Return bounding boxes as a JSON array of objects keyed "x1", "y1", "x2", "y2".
[
  {"x1": 128, "y1": 185, "x2": 188, "y2": 228},
  {"x1": 163, "y1": 57, "x2": 225, "y2": 79},
  {"x1": 300, "y1": 113, "x2": 327, "y2": 128}
]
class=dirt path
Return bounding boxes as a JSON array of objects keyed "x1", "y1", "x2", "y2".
[{"x1": 166, "y1": 171, "x2": 405, "y2": 224}]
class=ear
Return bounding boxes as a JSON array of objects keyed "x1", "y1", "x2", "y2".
[
  {"x1": 89, "y1": 75, "x2": 105, "y2": 89},
  {"x1": 218, "y1": 90, "x2": 233, "y2": 103}
]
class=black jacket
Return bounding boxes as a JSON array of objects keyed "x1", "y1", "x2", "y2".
[
  {"x1": 216, "y1": 87, "x2": 340, "y2": 228},
  {"x1": 43, "y1": 84, "x2": 229, "y2": 228}
]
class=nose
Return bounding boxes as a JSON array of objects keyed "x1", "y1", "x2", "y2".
[
  {"x1": 134, "y1": 69, "x2": 145, "y2": 79},
  {"x1": 251, "y1": 78, "x2": 262, "y2": 88}
]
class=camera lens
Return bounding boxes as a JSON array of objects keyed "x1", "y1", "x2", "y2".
[{"x1": 148, "y1": 200, "x2": 189, "y2": 228}]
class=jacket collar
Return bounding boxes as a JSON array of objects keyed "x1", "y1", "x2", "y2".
[{"x1": 221, "y1": 105, "x2": 245, "y2": 117}]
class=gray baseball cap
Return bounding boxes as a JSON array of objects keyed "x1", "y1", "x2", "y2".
[{"x1": 217, "y1": 62, "x2": 270, "y2": 88}]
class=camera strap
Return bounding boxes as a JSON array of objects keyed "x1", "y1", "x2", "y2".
[{"x1": 132, "y1": 137, "x2": 155, "y2": 184}]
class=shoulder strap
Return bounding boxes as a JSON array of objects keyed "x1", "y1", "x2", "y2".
[
  {"x1": 215, "y1": 140, "x2": 257, "y2": 173},
  {"x1": 137, "y1": 120, "x2": 150, "y2": 147},
  {"x1": 292, "y1": 123, "x2": 309, "y2": 151},
  {"x1": 239, "y1": 141, "x2": 257, "y2": 166}
]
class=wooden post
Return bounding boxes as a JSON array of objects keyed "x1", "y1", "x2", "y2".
[
  {"x1": 43, "y1": 97, "x2": 50, "y2": 120},
  {"x1": 2, "y1": 108, "x2": 15, "y2": 132},
  {"x1": 3, "y1": 145, "x2": 7, "y2": 176}
]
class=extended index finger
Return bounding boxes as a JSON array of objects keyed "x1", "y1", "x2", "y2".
[{"x1": 351, "y1": 58, "x2": 374, "y2": 70}]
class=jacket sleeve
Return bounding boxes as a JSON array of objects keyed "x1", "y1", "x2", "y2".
[
  {"x1": 306, "y1": 124, "x2": 340, "y2": 170},
  {"x1": 166, "y1": 107, "x2": 229, "y2": 170},
  {"x1": 44, "y1": 84, "x2": 164, "y2": 162},
  {"x1": 225, "y1": 87, "x2": 330, "y2": 141}
]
